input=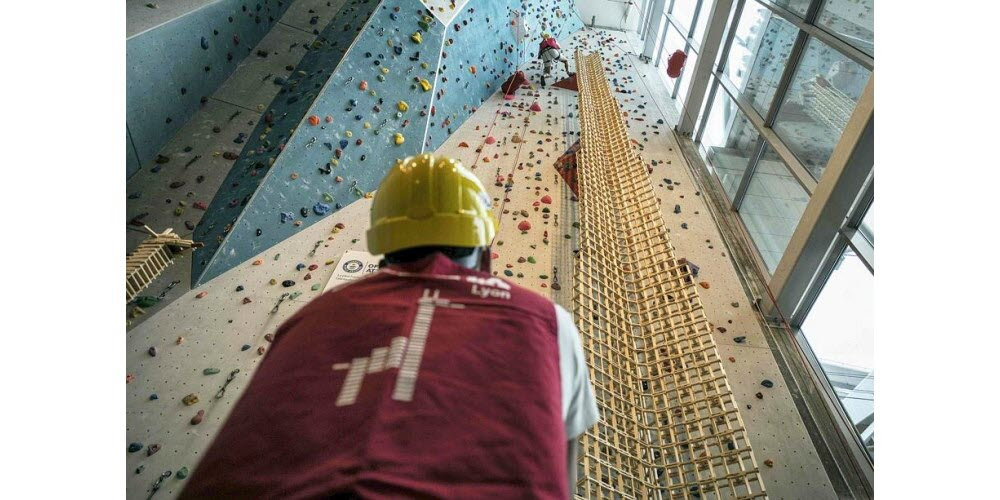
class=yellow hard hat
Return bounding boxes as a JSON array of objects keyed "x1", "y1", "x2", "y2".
[{"x1": 367, "y1": 154, "x2": 497, "y2": 255}]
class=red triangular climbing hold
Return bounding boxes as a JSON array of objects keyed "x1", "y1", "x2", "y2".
[{"x1": 551, "y1": 73, "x2": 579, "y2": 92}]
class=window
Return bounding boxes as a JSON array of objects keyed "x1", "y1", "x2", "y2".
[
  {"x1": 800, "y1": 246, "x2": 874, "y2": 459},
  {"x1": 700, "y1": 90, "x2": 761, "y2": 202},
  {"x1": 772, "y1": 37, "x2": 872, "y2": 181},
  {"x1": 817, "y1": 0, "x2": 875, "y2": 56},
  {"x1": 738, "y1": 145, "x2": 810, "y2": 272},
  {"x1": 723, "y1": 1, "x2": 799, "y2": 116},
  {"x1": 670, "y1": 0, "x2": 699, "y2": 31},
  {"x1": 692, "y1": 0, "x2": 710, "y2": 47},
  {"x1": 771, "y1": 0, "x2": 812, "y2": 18}
]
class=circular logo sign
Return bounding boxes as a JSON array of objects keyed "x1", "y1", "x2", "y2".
[{"x1": 343, "y1": 260, "x2": 364, "y2": 273}]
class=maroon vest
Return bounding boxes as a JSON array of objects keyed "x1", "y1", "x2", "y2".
[{"x1": 180, "y1": 253, "x2": 566, "y2": 499}]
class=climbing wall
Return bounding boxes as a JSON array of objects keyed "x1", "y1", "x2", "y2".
[
  {"x1": 420, "y1": 0, "x2": 470, "y2": 24},
  {"x1": 127, "y1": 0, "x2": 293, "y2": 174},
  {"x1": 424, "y1": 0, "x2": 583, "y2": 151},
  {"x1": 191, "y1": 0, "x2": 443, "y2": 286},
  {"x1": 126, "y1": 11, "x2": 839, "y2": 498}
]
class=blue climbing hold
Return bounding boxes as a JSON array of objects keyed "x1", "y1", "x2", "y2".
[
  {"x1": 200, "y1": 37, "x2": 209, "y2": 50},
  {"x1": 241, "y1": 344, "x2": 251, "y2": 351},
  {"x1": 339, "y1": 139, "x2": 349, "y2": 149},
  {"x1": 313, "y1": 202, "x2": 331, "y2": 215},
  {"x1": 296, "y1": 263, "x2": 306, "y2": 271},
  {"x1": 280, "y1": 212, "x2": 294, "y2": 223},
  {"x1": 128, "y1": 443, "x2": 143, "y2": 453},
  {"x1": 149, "y1": 394, "x2": 158, "y2": 400},
  {"x1": 235, "y1": 285, "x2": 244, "y2": 292}
]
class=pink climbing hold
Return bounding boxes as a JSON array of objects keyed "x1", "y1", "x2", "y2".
[
  {"x1": 485, "y1": 136, "x2": 497, "y2": 145},
  {"x1": 193, "y1": 201, "x2": 208, "y2": 210},
  {"x1": 540, "y1": 195, "x2": 552, "y2": 204},
  {"x1": 504, "y1": 94, "x2": 515, "y2": 101},
  {"x1": 529, "y1": 102, "x2": 542, "y2": 112},
  {"x1": 517, "y1": 220, "x2": 532, "y2": 231}
]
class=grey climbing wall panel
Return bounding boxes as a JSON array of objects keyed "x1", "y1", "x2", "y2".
[
  {"x1": 126, "y1": 0, "x2": 292, "y2": 172},
  {"x1": 192, "y1": 0, "x2": 445, "y2": 287}
]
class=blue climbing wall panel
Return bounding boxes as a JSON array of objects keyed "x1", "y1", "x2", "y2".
[
  {"x1": 423, "y1": 0, "x2": 583, "y2": 151},
  {"x1": 193, "y1": 0, "x2": 445, "y2": 286},
  {"x1": 126, "y1": 0, "x2": 292, "y2": 174}
]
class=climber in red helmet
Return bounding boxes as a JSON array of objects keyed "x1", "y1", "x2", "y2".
[
  {"x1": 538, "y1": 32, "x2": 571, "y2": 87},
  {"x1": 179, "y1": 154, "x2": 600, "y2": 499}
]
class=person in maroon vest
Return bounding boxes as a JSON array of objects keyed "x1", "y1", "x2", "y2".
[{"x1": 179, "y1": 154, "x2": 599, "y2": 499}]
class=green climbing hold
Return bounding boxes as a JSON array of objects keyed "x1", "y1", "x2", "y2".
[
  {"x1": 542, "y1": 207, "x2": 550, "y2": 213},
  {"x1": 203, "y1": 368, "x2": 220, "y2": 375},
  {"x1": 134, "y1": 296, "x2": 160, "y2": 308},
  {"x1": 564, "y1": 234, "x2": 571, "y2": 239},
  {"x1": 497, "y1": 240, "x2": 504, "y2": 246},
  {"x1": 274, "y1": 253, "x2": 281, "y2": 261},
  {"x1": 290, "y1": 291, "x2": 302, "y2": 300},
  {"x1": 322, "y1": 193, "x2": 333, "y2": 203},
  {"x1": 176, "y1": 467, "x2": 189, "y2": 479},
  {"x1": 503, "y1": 270, "x2": 513, "y2": 277},
  {"x1": 572, "y1": 222, "x2": 581, "y2": 228},
  {"x1": 516, "y1": 273, "x2": 524, "y2": 278},
  {"x1": 351, "y1": 239, "x2": 359, "y2": 244},
  {"x1": 527, "y1": 256, "x2": 536, "y2": 264},
  {"x1": 173, "y1": 207, "x2": 185, "y2": 216},
  {"x1": 311, "y1": 284, "x2": 322, "y2": 291},
  {"x1": 539, "y1": 275, "x2": 549, "y2": 279}
]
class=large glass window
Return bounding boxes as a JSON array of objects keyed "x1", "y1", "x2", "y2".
[
  {"x1": 817, "y1": 0, "x2": 875, "y2": 56},
  {"x1": 800, "y1": 246, "x2": 874, "y2": 459},
  {"x1": 701, "y1": 90, "x2": 761, "y2": 202},
  {"x1": 771, "y1": 0, "x2": 811, "y2": 18},
  {"x1": 772, "y1": 37, "x2": 872, "y2": 181},
  {"x1": 670, "y1": 0, "x2": 699, "y2": 31},
  {"x1": 724, "y1": 1, "x2": 799, "y2": 116},
  {"x1": 738, "y1": 144, "x2": 810, "y2": 272},
  {"x1": 692, "y1": 0, "x2": 710, "y2": 47}
]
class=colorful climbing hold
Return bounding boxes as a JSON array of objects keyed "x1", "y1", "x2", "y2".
[
  {"x1": 308, "y1": 115, "x2": 320, "y2": 126},
  {"x1": 182, "y1": 394, "x2": 199, "y2": 406}
]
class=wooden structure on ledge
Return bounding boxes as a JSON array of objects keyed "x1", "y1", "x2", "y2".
[
  {"x1": 126, "y1": 226, "x2": 202, "y2": 303},
  {"x1": 571, "y1": 50, "x2": 767, "y2": 499}
]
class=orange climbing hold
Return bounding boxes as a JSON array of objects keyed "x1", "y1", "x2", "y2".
[
  {"x1": 458, "y1": 142, "x2": 469, "y2": 148},
  {"x1": 196, "y1": 291, "x2": 207, "y2": 299},
  {"x1": 252, "y1": 259, "x2": 262, "y2": 265},
  {"x1": 308, "y1": 115, "x2": 320, "y2": 126},
  {"x1": 699, "y1": 282, "x2": 710, "y2": 289}
]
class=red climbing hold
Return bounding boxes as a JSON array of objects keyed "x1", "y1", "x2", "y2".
[
  {"x1": 308, "y1": 115, "x2": 320, "y2": 126},
  {"x1": 540, "y1": 195, "x2": 552, "y2": 204},
  {"x1": 666, "y1": 50, "x2": 688, "y2": 78},
  {"x1": 529, "y1": 102, "x2": 542, "y2": 112},
  {"x1": 242, "y1": 297, "x2": 252, "y2": 304},
  {"x1": 308, "y1": 264, "x2": 318, "y2": 271},
  {"x1": 458, "y1": 142, "x2": 469, "y2": 148},
  {"x1": 193, "y1": 201, "x2": 208, "y2": 210},
  {"x1": 517, "y1": 220, "x2": 532, "y2": 231},
  {"x1": 334, "y1": 222, "x2": 346, "y2": 229},
  {"x1": 485, "y1": 136, "x2": 497, "y2": 145}
]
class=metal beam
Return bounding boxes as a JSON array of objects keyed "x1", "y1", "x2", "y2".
[
  {"x1": 641, "y1": 0, "x2": 668, "y2": 61},
  {"x1": 676, "y1": 0, "x2": 735, "y2": 135},
  {"x1": 766, "y1": 74, "x2": 874, "y2": 323}
]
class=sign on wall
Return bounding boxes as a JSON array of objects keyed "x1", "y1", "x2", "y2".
[{"x1": 323, "y1": 250, "x2": 381, "y2": 292}]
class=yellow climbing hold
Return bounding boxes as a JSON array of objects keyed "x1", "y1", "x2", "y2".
[
  {"x1": 411, "y1": 32, "x2": 422, "y2": 44},
  {"x1": 381, "y1": 67, "x2": 390, "y2": 74},
  {"x1": 345, "y1": 131, "x2": 353, "y2": 138},
  {"x1": 397, "y1": 101, "x2": 408, "y2": 112},
  {"x1": 364, "y1": 122, "x2": 371, "y2": 129},
  {"x1": 421, "y1": 62, "x2": 429, "y2": 69},
  {"x1": 418, "y1": 78, "x2": 431, "y2": 91},
  {"x1": 394, "y1": 133, "x2": 404, "y2": 145}
]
